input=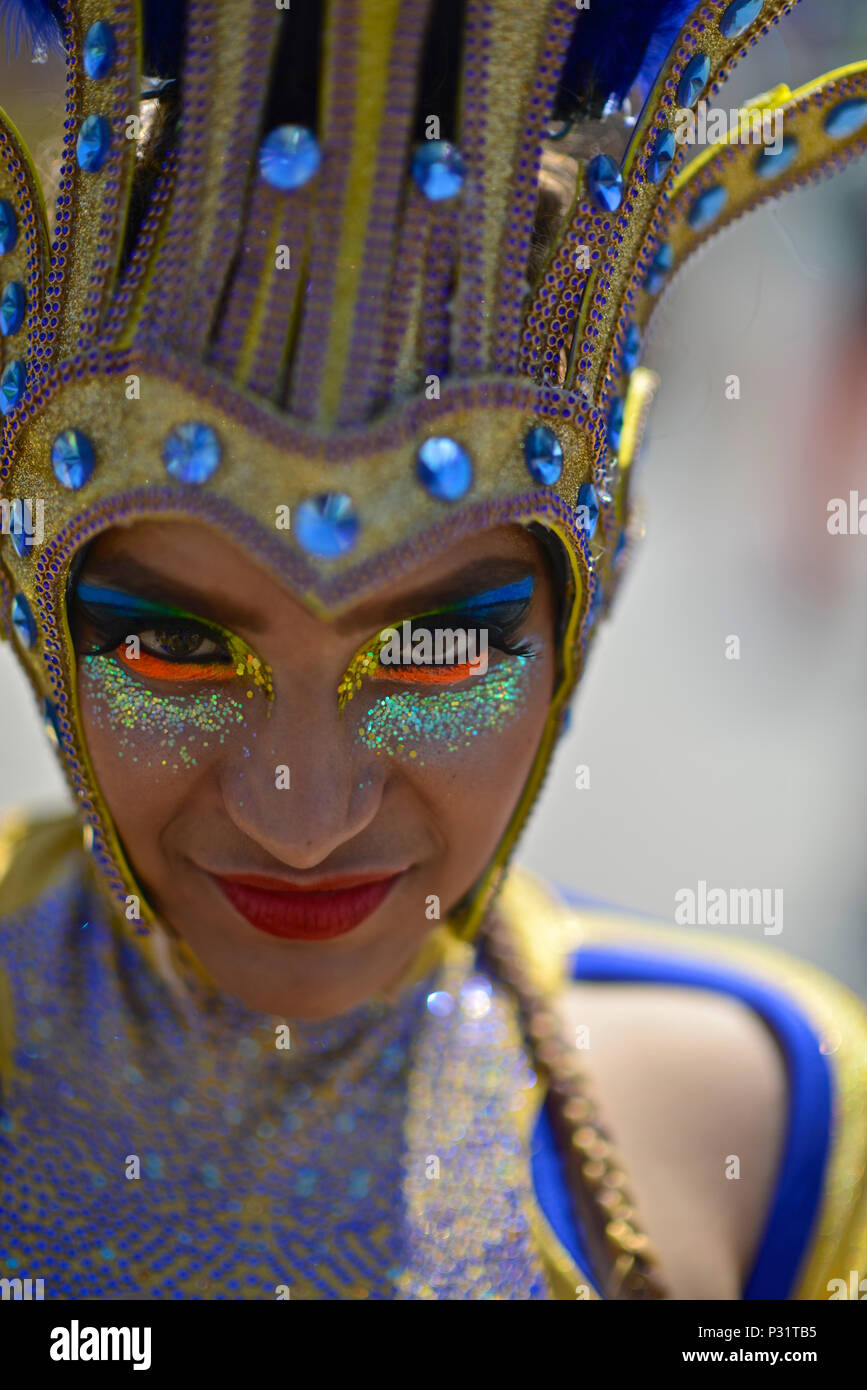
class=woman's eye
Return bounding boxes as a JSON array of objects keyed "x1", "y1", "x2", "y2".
[{"x1": 137, "y1": 626, "x2": 226, "y2": 663}]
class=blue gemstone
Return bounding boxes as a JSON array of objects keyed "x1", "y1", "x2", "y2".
[
  {"x1": 607, "y1": 398, "x2": 624, "y2": 453},
  {"x1": 585, "y1": 582, "x2": 604, "y2": 628},
  {"x1": 410, "y1": 140, "x2": 466, "y2": 201},
  {"x1": 719, "y1": 0, "x2": 764, "y2": 39},
  {"x1": 524, "y1": 426, "x2": 563, "y2": 485},
  {"x1": 824, "y1": 99, "x2": 867, "y2": 139},
  {"x1": 295, "y1": 493, "x2": 359, "y2": 558},
  {"x1": 688, "y1": 184, "x2": 728, "y2": 229},
  {"x1": 43, "y1": 697, "x2": 62, "y2": 749},
  {"x1": 586, "y1": 153, "x2": 623, "y2": 213},
  {"x1": 258, "y1": 126, "x2": 321, "y2": 191},
  {"x1": 677, "y1": 53, "x2": 710, "y2": 109},
  {"x1": 0, "y1": 281, "x2": 25, "y2": 335},
  {"x1": 576, "y1": 483, "x2": 600, "y2": 539},
  {"x1": 0, "y1": 358, "x2": 26, "y2": 414},
  {"x1": 11, "y1": 592, "x2": 36, "y2": 649},
  {"x1": 417, "y1": 436, "x2": 473, "y2": 501},
  {"x1": 83, "y1": 20, "x2": 116, "y2": 79},
  {"x1": 614, "y1": 528, "x2": 629, "y2": 564},
  {"x1": 644, "y1": 242, "x2": 673, "y2": 294},
  {"x1": 163, "y1": 422, "x2": 221, "y2": 483},
  {"x1": 623, "y1": 322, "x2": 641, "y2": 372},
  {"x1": 0, "y1": 199, "x2": 17, "y2": 254},
  {"x1": 7, "y1": 499, "x2": 33, "y2": 557},
  {"x1": 647, "y1": 128, "x2": 676, "y2": 184},
  {"x1": 51, "y1": 428, "x2": 95, "y2": 488},
  {"x1": 754, "y1": 136, "x2": 798, "y2": 179},
  {"x1": 77, "y1": 114, "x2": 111, "y2": 172}
]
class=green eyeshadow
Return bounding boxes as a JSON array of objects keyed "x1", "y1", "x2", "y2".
[
  {"x1": 355, "y1": 656, "x2": 535, "y2": 765},
  {"x1": 80, "y1": 654, "x2": 249, "y2": 771}
]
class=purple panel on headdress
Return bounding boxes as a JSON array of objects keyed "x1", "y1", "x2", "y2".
[
  {"x1": 288, "y1": 0, "x2": 360, "y2": 422},
  {"x1": 136, "y1": 1, "x2": 216, "y2": 348},
  {"x1": 492, "y1": 0, "x2": 576, "y2": 376},
  {"x1": 337, "y1": 0, "x2": 434, "y2": 426},
  {"x1": 247, "y1": 185, "x2": 312, "y2": 402},
  {"x1": 184, "y1": 5, "x2": 281, "y2": 356},
  {"x1": 376, "y1": 187, "x2": 430, "y2": 401}
]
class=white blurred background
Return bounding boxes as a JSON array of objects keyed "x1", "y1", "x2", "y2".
[{"x1": 1, "y1": 2, "x2": 866, "y2": 994}]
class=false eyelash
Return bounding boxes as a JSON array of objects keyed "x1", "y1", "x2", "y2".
[
  {"x1": 407, "y1": 602, "x2": 535, "y2": 661},
  {"x1": 72, "y1": 604, "x2": 232, "y2": 664}
]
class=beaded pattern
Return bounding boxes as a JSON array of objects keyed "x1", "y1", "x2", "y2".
[{"x1": 0, "y1": 869, "x2": 553, "y2": 1300}]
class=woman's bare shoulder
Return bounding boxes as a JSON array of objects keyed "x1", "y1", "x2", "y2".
[{"x1": 554, "y1": 979, "x2": 787, "y2": 1300}]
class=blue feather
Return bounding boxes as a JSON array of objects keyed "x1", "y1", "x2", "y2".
[
  {"x1": 0, "y1": 0, "x2": 65, "y2": 56},
  {"x1": 0, "y1": 0, "x2": 186, "y2": 77},
  {"x1": 634, "y1": 0, "x2": 701, "y2": 100},
  {"x1": 555, "y1": 0, "x2": 702, "y2": 120}
]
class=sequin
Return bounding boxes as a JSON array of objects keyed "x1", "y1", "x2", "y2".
[
  {"x1": 0, "y1": 357, "x2": 26, "y2": 414},
  {"x1": 51, "y1": 428, "x2": 95, "y2": 489},
  {"x1": 607, "y1": 398, "x2": 624, "y2": 453},
  {"x1": 576, "y1": 483, "x2": 599, "y2": 539},
  {"x1": 258, "y1": 126, "x2": 321, "y2": 191},
  {"x1": 83, "y1": 21, "x2": 116, "y2": 79},
  {"x1": 688, "y1": 184, "x2": 728, "y2": 230},
  {"x1": 295, "y1": 493, "x2": 359, "y2": 557},
  {"x1": 76, "y1": 114, "x2": 111, "y2": 172},
  {"x1": 623, "y1": 323, "x2": 641, "y2": 372},
  {"x1": 644, "y1": 242, "x2": 673, "y2": 294},
  {"x1": 824, "y1": 99, "x2": 867, "y2": 138},
  {"x1": 646, "y1": 128, "x2": 676, "y2": 184},
  {"x1": 416, "y1": 437, "x2": 472, "y2": 501},
  {"x1": 163, "y1": 421, "x2": 221, "y2": 484},
  {"x1": 677, "y1": 54, "x2": 710, "y2": 109},
  {"x1": 0, "y1": 199, "x2": 17, "y2": 254},
  {"x1": 754, "y1": 136, "x2": 798, "y2": 178},
  {"x1": 719, "y1": 0, "x2": 764, "y2": 39},
  {"x1": 523, "y1": 426, "x2": 563, "y2": 485},
  {"x1": 11, "y1": 592, "x2": 36, "y2": 648},
  {"x1": 586, "y1": 153, "x2": 623, "y2": 213},
  {"x1": 0, "y1": 280, "x2": 25, "y2": 335},
  {"x1": 410, "y1": 140, "x2": 466, "y2": 200}
]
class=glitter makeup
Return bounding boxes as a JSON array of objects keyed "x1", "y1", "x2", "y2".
[
  {"x1": 356, "y1": 655, "x2": 537, "y2": 765},
  {"x1": 80, "y1": 654, "x2": 250, "y2": 770},
  {"x1": 74, "y1": 583, "x2": 274, "y2": 771},
  {"x1": 338, "y1": 576, "x2": 535, "y2": 710}
]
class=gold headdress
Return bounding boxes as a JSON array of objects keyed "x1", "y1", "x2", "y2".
[{"x1": 0, "y1": 0, "x2": 865, "y2": 943}]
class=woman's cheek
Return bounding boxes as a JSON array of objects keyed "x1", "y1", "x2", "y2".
[
  {"x1": 353, "y1": 654, "x2": 541, "y2": 765},
  {"x1": 78, "y1": 654, "x2": 253, "y2": 774}
]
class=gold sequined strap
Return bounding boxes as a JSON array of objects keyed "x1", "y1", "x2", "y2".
[
  {"x1": 0, "y1": 808, "x2": 83, "y2": 919},
  {"x1": 487, "y1": 872, "x2": 668, "y2": 1300},
  {"x1": 498, "y1": 868, "x2": 867, "y2": 1301},
  {"x1": 0, "y1": 809, "x2": 83, "y2": 1099}
]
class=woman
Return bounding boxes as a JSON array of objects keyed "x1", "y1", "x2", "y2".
[{"x1": 0, "y1": 0, "x2": 865, "y2": 1300}]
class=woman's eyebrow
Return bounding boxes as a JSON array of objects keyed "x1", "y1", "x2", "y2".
[
  {"x1": 342, "y1": 560, "x2": 537, "y2": 632},
  {"x1": 74, "y1": 558, "x2": 265, "y2": 633}
]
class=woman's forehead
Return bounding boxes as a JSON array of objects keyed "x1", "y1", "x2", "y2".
[{"x1": 77, "y1": 519, "x2": 546, "y2": 635}]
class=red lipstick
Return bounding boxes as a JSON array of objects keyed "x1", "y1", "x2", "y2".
[{"x1": 211, "y1": 870, "x2": 403, "y2": 940}]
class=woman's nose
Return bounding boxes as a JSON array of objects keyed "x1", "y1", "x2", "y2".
[{"x1": 215, "y1": 678, "x2": 385, "y2": 869}]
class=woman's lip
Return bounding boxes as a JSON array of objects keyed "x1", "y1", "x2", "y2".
[
  {"x1": 210, "y1": 870, "x2": 405, "y2": 941},
  {"x1": 217, "y1": 870, "x2": 402, "y2": 893}
]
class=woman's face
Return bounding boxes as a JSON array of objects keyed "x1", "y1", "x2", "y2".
[{"x1": 72, "y1": 520, "x2": 558, "y2": 1019}]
